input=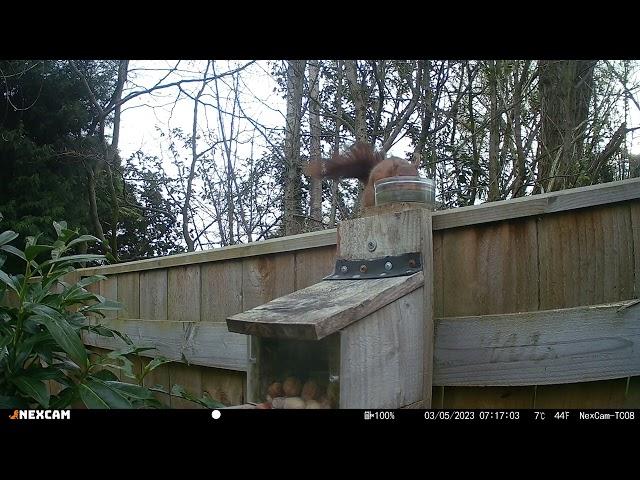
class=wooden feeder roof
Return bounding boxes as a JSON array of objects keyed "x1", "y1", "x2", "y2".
[{"x1": 226, "y1": 272, "x2": 424, "y2": 341}]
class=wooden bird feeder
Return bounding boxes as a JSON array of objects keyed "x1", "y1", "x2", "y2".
[{"x1": 227, "y1": 200, "x2": 434, "y2": 409}]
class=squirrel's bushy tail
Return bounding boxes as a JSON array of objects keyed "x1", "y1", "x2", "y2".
[{"x1": 305, "y1": 142, "x2": 383, "y2": 182}]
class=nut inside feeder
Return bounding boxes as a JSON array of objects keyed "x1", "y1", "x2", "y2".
[
  {"x1": 252, "y1": 337, "x2": 340, "y2": 409},
  {"x1": 374, "y1": 175, "x2": 435, "y2": 208}
]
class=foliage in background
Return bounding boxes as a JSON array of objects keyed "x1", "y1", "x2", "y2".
[
  {"x1": 0, "y1": 221, "x2": 223, "y2": 409},
  {"x1": 2, "y1": 59, "x2": 639, "y2": 257}
]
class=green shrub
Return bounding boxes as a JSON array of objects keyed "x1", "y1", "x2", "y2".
[{"x1": 0, "y1": 221, "x2": 224, "y2": 409}]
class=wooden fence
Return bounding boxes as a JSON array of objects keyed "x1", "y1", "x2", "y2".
[{"x1": 79, "y1": 177, "x2": 640, "y2": 408}]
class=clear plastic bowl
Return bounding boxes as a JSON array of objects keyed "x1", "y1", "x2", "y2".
[{"x1": 374, "y1": 176, "x2": 435, "y2": 208}]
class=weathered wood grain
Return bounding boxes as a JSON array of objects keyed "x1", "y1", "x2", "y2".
[
  {"x1": 141, "y1": 358, "x2": 171, "y2": 407},
  {"x1": 139, "y1": 269, "x2": 168, "y2": 320},
  {"x1": 441, "y1": 386, "x2": 536, "y2": 408},
  {"x1": 534, "y1": 378, "x2": 629, "y2": 408},
  {"x1": 100, "y1": 276, "x2": 118, "y2": 320},
  {"x1": 432, "y1": 176, "x2": 640, "y2": 231},
  {"x1": 83, "y1": 318, "x2": 249, "y2": 371},
  {"x1": 340, "y1": 288, "x2": 424, "y2": 408},
  {"x1": 169, "y1": 363, "x2": 204, "y2": 409},
  {"x1": 242, "y1": 253, "x2": 296, "y2": 310},
  {"x1": 227, "y1": 272, "x2": 424, "y2": 340},
  {"x1": 434, "y1": 300, "x2": 640, "y2": 386},
  {"x1": 200, "y1": 367, "x2": 245, "y2": 406},
  {"x1": 294, "y1": 246, "x2": 336, "y2": 290},
  {"x1": 433, "y1": 231, "x2": 444, "y2": 318},
  {"x1": 338, "y1": 208, "x2": 427, "y2": 260},
  {"x1": 75, "y1": 178, "x2": 640, "y2": 279},
  {"x1": 440, "y1": 217, "x2": 539, "y2": 316},
  {"x1": 200, "y1": 260, "x2": 243, "y2": 323},
  {"x1": 167, "y1": 265, "x2": 201, "y2": 322},
  {"x1": 117, "y1": 272, "x2": 139, "y2": 319},
  {"x1": 538, "y1": 203, "x2": 635, "y2": 309},
  {"x1": 79, "y1": 229, "x2": 338, "y2": 276},
  {"x1": 420, "y1": 211, "x2": 435, "y2": 408},
  {"x1": 631, "y1": 200, "x2": 640, "y2": 299}
]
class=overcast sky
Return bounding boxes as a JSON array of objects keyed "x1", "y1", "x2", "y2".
[
  {"x1": 117, "y1": 60, "x2": 640, "y2": 179},
  {"x1": 117, "y1": 60, "x2": 417, "y2": 171}
]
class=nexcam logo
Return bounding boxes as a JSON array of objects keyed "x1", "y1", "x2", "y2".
[{"x1": 8, "y1": 410, "x2": 71, "y2": 420}]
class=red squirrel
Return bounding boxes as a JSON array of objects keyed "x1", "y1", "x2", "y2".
[{"x1": 305, "y1": 142, "x2": 419, "y2": 207}]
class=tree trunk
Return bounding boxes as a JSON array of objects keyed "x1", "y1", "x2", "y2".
[
  {"x1": 467, "y1": 61, "x2": 481, "y2": 205},
  {"x1": 283, "y1": 60, "x2": 307, "y2": 236},
  {"x1": 183, "y1": 61, "x2": 211, "y2": 251},
  {"x1": 87, "y1": 170, "x2": 108, "y2": 249},
  {"x1": 488, "y1": 60, "x2": 500, "y2": 202},
  {"x1": 308, "y1": 60, "x2": 322, "y2": 229},
  {"x1": 512, "y1": 61, "x2": 530, "y2": 197},
  {"x1": 345, "y1": 60, "x2": 368, "y2": 212},
  {"x1": 536, "y1": 60, "x2": 597, "y2": 192},
  {"x1": 329, "y1": 61, "x2": 343, "y2": 229},
  {"x1": 344, "y1": 60, "x2": 367, "y2": 143},
  {"x1": 412, "y1": 60, "x2": 432, "y2": 168}
]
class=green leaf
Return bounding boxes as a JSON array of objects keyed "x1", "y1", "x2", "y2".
[
  {"x1": 109, "y1": 354, "x2": 135, "y2": 380},
  {"x1": 0, "y1": 271, "x2": 19, "y2": 293},
  {"x1": 23, "y1": 366, "x2": 64, "y2": 381},
  {"x1": 60, "y1": 228, "x2": 79, "y2": 242},
  {"x1": 169, "y1": 384, "x2": 223, "y2": 408},
  {"x1": 112, "y1": 329, "x2": 134, "y2": 346},
  {"x1": 65, "y1": 312, "x2": 87, "y2": 327},
  {"x1": 0, "y1": 333, "x2": 11, "y2": 349},
  {"x1": 105, "y1": 381, "x2": 155, "y2": 401},
  {"x1": 78, "y1": 275, "x2": 107, "y2": 288},
  {"x1": 0, "y1": 395, "x2": 29, "y2": 409},
  {"x1": 20, "y1": 331, "x2": 55, "y2": 352},
  {"x1": 29, "y1": 305, "x2": 88, "y2": 370},
  {"x1": 0, "y1": 244, "x2": 26, "y2": 262},
  {"x1": 39, "y1": 254, "x2": 105, "y2": 271},
  {"x1": 62, "y1": 290, "x2": 102, "y2": 306},
  {"x1": 92, "y1": 369, "x2": 120, "y2": 382},
  {"x1": 109, "y1": 344, "x2": 155, "y2": 357},
  {"x1": 91, "y1": 325, "x2": 115, "y2": 337},
  {"x1": 82, "y1": 299, "x2": 122, "y2": 312},
  {"x1": 79, "y1": 377, "x2": 132, "y2": 409},
  {"x1": 51, "y1": 240, "x2": 65, "y2": 260},
  {"x1": 79, "y1": 382, "x2": 109, "y2": 409},
  {"x1": 53, "y1": 221, "x2": 68, "y2": 237},
  {"x1": 200, "y1": 392, "x2": 226, "y2": 409},
  {"x1": 66, "y1": 235, "x2": 102, "y2": 249},
  {"x1": 25, "y1": 245, "x2": 54, "y2": 262},
  {"x1": 39, "y1": 266, "x2": 74, "y2": 293},
  {"x1": 50, "y1": 386, "x2": 77, "y2": 409},
  {"x1": 149, "y1": 385, "x2": 170, "y2": 395},
  {"x1": 143, "y1": 357, "x2": 173, "y2": 375},
  {"x1": 11, "y1": 376, "x2": 50, "y2": 407},
  {"x1": 0, "y1": 231, "x2": 18, "y2": 247},
  {"x1": 25, "y1": 234, "x2": 41, "y2": 248}
]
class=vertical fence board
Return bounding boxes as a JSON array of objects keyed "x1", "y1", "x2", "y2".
[
  {"x1": 117, "y1": 272, "x2": 140, "y2": 319},
  {"x1": 294, "y1": 246, "x2": 336, "y2": 290},
  {"x1": 140, "y1": 269, "x2": 168, "y2": 320},
  {"x1": 441, "y1": 218, "x2": 539, "y2": 316},
  {"x1": 242, "y1": 253, "x2": 296, "y2": 310},
  {"x1": 538, "y1": 204, "x2": 635, "y2": 310},
  {"x1": 201, "y1": 261, "x2": 243, "y2": 323},
  {"x1": 168, "y1": 265, "x2": 201, "y2": 322}
]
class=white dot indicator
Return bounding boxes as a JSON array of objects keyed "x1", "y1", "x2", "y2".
[{"x1": 211, "y1": 410, "x2": 221, "y2": 419}]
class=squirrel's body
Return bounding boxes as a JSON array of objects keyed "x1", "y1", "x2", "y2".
[{"x1": 305, "y1": 142, "x2": 418, "y2": 207}]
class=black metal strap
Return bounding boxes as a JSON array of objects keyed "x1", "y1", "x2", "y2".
[{"x1": 324, "y1": 252, "x2": 423, "y2": 280}]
